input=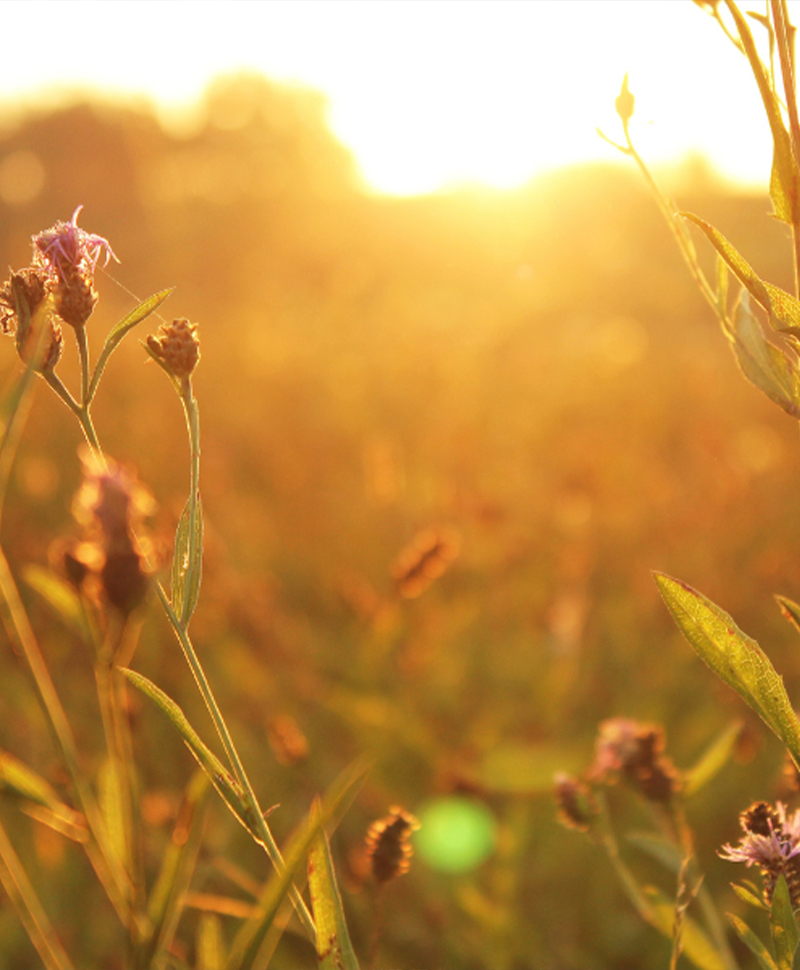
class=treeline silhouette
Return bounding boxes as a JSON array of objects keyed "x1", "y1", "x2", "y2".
[{"x1": 1, "y1": 73, "x2": 798, "y2": 968}]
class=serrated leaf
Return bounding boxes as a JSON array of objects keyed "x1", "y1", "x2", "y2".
[
  {"x1": 89, "y1": 289, "x2": 173, "y2": 400},
  {"x1": 770, "y1": 874, "x2": 799, "y2": 970},
  {"x1": 644, "y1": 886, "x2": 725, "y2": 970},
  {"x1": 120, "y1": 668, "x2": 253, "y2": 836},
  {"x1": 724, "y1": 295, "x2": 800, "y2": 418},
  {"x1": 626, "y1": 832, "x2": 683, "y2": 872},
  {"x1": 728, "y1": 912, "x2": 779, "y2": 970},
  {"x1": 171, "y1": 495, "x2": 203, "y2": 627},
  {"x1": 727, "y1": 1, "x2": 800, "y2": 224},
  {"x1": 21, "y1": 565, "x2": 89, "y2": 639},
  {"x1": 308, "y1": 802, "x2": 360, "y2": 970},
  {"x1": 732, "y1": 881, "x2": 769, "y2": 910},
  {"x1": 227, "y1": 757, "x2": 370, "y2": 970},
  {"x1": 654, "y1": 573, "x2": 800, "y2": 768},
  {"x1": 683, "y1": 721, "x2": 742, "y2": 797}
]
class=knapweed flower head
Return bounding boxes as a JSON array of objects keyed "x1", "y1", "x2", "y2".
[
  {"x1": 365, "y1": 806, "x2": 420, "y2": 884},
  {"x1": 0, "y1": 269, "x2": 62, "y2": 372},
  {"x1": 146, "y1": 318, "x2": 200, "y2": 379},
  {"x1": 72, "y1": 448, "x2": 155, "y2": 616},
  {"x1": 31, "y1": 206, "x2": 117, "y2": 328},
  {"x1": 590, "y1": 717, "x2": 681, "y2": 803},
  {"x1": 719, "y1": 800, "x2": 800, "y2": 908},
  {"x1": 554, "y1": 773, "x2": 598, "y2": 833}
]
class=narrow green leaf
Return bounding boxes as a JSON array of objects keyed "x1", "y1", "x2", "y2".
[
  {"x1": 120, "y1": 668, "x2": 252, "y2": 835},
  {"x1": 727, "y1": 1, "x2": 800, "y2": 223},
  {"x1": 142, "y1": 770, "x2": 211, "y2": 970},
  {"x1": 98, "y1": 758, "x2": 127, "y2": 876},
  {"x1": 654, "y1": 573, "x2": 800, "y2": 768},
  {"x1": 683, "y1": 721, "x2": 743, "y2": 797},
  {"x1": 21, "y1": 565, "x2": 90, "y2": 640},
  {"x1": 682, "y1": 213, "x2": 800, "y2": 336},
  {"x1": 776, "y1": 594, "x2": 800, "y2": 637},
  {"x1": 197, "y1": 913, "x2": 226, "y2": 970},
  {"x1": 715, "y1": 254, "x2": 729, "y2": 317},
  {"x1": 0, "y1": 749, "x2": 62, "y2": 810},
  {"x1": 644, "y1": 886, "x2": 725, "y2": 970},
  {"x1": 227, "y1": 757, "x2": 370, "y2": 970},
  {"x1": 171, "y1": 496, "x2": 203, "y2": 626},
  {"x1": 89, "y1": 289, "x2": 173, "y2": 400},
  {"x1": 728, "y1": 912, "x2": 779, "y2": 970},
  {"x1": 723, "y1": 295, "x2": 800, "y2": 418},
  {"x1": 308, "y1": 802, "x2": 360, "y2": 970},
  {"x1": 770, "y1": 874, "x2": 799, "y2": 970},
  {"x1": 732, "y1": 881, "x2": 769, "y2": 911}
]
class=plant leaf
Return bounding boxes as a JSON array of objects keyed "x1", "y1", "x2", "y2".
[
  {"x1": 770, "y1": 874, "x2": 799, "y2": 970},
  {"x1": 89, "y1": 289, "x2": 173, "y2": 400},
  {"x1": 654, "y1": 573, "x2": 800, "y2": 768},
  {"x1": 171, "y1": 495, "x2": 203, "y2": 627},
  {"x1": 724, "y1": 295, "x2": 800, "y2": 418},
  {"x1": 21, "y1": 565, "x2": 90, "y2": 640},
  {"x1": 308, "y1": 801, "x2": 360, "y2": 970},
  {"x1": 120, "y1": 668, "x2": 252, "y2": 835},
  {"x1": 682, "y1": 721, "x2": 743, "y2": 797},
  {"x1": 727, "y1": 1, "x2": 800, "y2": 223},
  {"x1": 732, "y1": 881, "x2": 769, "y2": 910},
  {"x1": 682, "y1": 213, "x2": 800, "y2": 336},
  {"x1": 226, "y1": 757, "x2": 370, "y2": 970},
  {"x1": 776, "y1": 594, "x2": 800, "y2": 637},
  {"x1": 728, "y1": 912, "x2": 779, "y2": 970}
]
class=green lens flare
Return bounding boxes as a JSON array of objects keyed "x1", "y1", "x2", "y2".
[{"x1": 416, "y1": 797, "x2": 497, "y2": 873}]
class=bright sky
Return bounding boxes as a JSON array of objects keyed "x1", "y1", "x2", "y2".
[{"x1": 0, "y1": 0, "x2": 794, "y2": 195}]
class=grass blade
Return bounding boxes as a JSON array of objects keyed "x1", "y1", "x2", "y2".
[
  {"x1": 308, "y1": 802, "x2": 360, "y2": 970},
  {"x1": 171, "y1": 495, "x2": 203, "y2": 626},
  {"x1": 682, "y1": 721, "x2": 742, "y2": 797}
]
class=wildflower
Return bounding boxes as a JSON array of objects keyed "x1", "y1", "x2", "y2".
[
  {"x1": 591, "y1": 717, "x2": 681, "y2": 803},
  {"x1": 32, "y1": 206, "x2": 117, "y2": 284},
  {"x1": 365, "y1": 807, "x2": 420, "y2": 884},
  {"x1": 391, "y1": 527, "x2": 460, "y2": 599},
  {"x1": 554, "y1": 773, "x2": 597, "y2": 832},
  {"x1": 32, "y1": 206, "x2": 116, "y2": 329},
  {"x1": 719, "y1": 801, "x2": 800, "y2": 908},
  {"x1": 0, "y1": 269, "x2": 62, "y2": 372},
  {"x1": 72, "y1": 450, "x2": 155, "y2": 615},
  {"x1": 146, "y1": 318, "x2": 200, "y2": 379}
]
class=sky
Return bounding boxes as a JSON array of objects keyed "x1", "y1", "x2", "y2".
[{"x1": 0, "y1": 1, "x2": 793, "y2": 196}]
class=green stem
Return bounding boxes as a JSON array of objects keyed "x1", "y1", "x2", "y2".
[
  {"x1": 75, "y1": 325, "x2": 91, "y2": 407},
  {"x1": 772, "y1": 0, "x2": 800, "y2": 296},
  {"x1": 154, "y1": 584, "x2": 315, "y2": 939},
  {"x1": 0, "y1": 547, "x2": 132, "y2": 928},
  {"x1": 0, "y1": 811, "x2": 74, "y2": 970},
  {"x1": 179, "y1": 379, "x2": 201, "y2": 629}
]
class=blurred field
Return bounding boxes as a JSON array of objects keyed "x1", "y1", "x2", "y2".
[{"x1": 1, "y1": 75, "x2": 800, "y2": 968}]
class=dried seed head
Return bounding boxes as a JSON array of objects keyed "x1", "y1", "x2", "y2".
[
  {"x1": 554, "y1": 773, "x2": 597, "y2": 833},
  {"x1": 365, "y1": 806, "x2": 420, "y2": 884},
  {"x1": 0, "y1": 268, "x2": 62, "y2": 372},
  {"x1": 147, "y1": 318, "x2": 200, "y2": 379},
  {"x1": 591, "y1": 717, "x2": 681, "y2": 803},
  {"x1": 73, "y1": 450, "x2": 155, "y2": 615},
  {"x1": 391, "y1": 527, "x2": 460, "y2": 599},
  {"x1": 55, "y1": 268, "x2": 98, "y2": 329}
]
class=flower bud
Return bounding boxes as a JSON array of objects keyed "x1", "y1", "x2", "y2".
[{"x1": 147, "y1": 318, "x2": 200, "y2": 379}]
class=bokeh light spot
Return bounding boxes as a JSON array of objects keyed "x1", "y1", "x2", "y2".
[{"x1": 416, "y1": 797, "x2": 497, "y2": 873}]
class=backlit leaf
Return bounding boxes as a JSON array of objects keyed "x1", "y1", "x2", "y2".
[
  {"x1": 682, "y1": 721, "x2": 742, "y2": 797},
  {"x1": 770, "y1": 874, "x2": 799, "y2": 970},
  {"x1": 171, "y1": 495, "x2": 203, "y2": 627}
]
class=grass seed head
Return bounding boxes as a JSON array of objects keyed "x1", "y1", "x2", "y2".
[{"x1": 366, "y1": 806, "x2": 420, "y2": 884}]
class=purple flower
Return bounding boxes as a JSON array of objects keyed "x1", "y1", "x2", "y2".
[
  {"x1": 719, "y1": 801, "x2": 800, "y2": 907},
  {"x1": 32, "y1": 206, "x2": 118, "y2": 283}
]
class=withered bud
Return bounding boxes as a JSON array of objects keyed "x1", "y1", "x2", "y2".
[
  {"x1": 554, "y1": 773, "x2": 597, "y2": 833},
  {"x1": 0, "y1": 269, "x2": 62, "y2": 373},
  {"x1": 147, "y1": 318, "x2": 200, "y2": 379},
  {"x1": 591, "y1": 718, "x2": 681, "y2": 804},
  {"x1": 55, "y1": 267, "x2": 98, "y2": 329},
  {"x1": 391, "y1": 527, "x2": 460, "y2": 599},
  {"x1": 365, "y1": 806, "x2": 420, "y2": 884}
]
